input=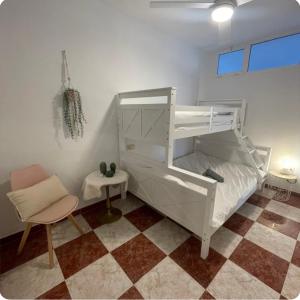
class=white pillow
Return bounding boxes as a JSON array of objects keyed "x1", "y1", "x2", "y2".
[{"x1": 7, "y1": 175, "x2": 69, "y2": 222}]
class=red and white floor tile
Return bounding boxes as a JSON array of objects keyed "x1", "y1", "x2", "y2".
[{"x1": 0, "y1": 192, "x2": 299, "y2": 299}]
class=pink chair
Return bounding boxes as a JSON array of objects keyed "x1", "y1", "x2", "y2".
[{"x1": 10, "y1": 164, "x2": 84, "y2": 268}]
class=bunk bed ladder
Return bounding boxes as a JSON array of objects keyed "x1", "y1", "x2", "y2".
[{"x1": 240, "y1": 135, "x2": 266, "y2": 178}]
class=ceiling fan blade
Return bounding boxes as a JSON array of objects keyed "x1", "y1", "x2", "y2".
[
  {"x1": 236, "y1": 0, "x2": 254, "y2": 6},
  {"x1": 150, "y1": 1, "x2": 214, "y2": 9}
]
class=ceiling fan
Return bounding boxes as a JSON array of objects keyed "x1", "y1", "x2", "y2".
[{"x1": 149, "y1": 0, "x2": 300, "y2": 23}]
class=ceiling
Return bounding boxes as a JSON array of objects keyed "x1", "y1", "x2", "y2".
[{"x1": 104, "y1": 0, "x2": 300, "y2": 51}]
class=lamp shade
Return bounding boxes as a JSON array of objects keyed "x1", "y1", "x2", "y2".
[{"x1": 211, "y1": 4, "x2": 234, "y2": 23}]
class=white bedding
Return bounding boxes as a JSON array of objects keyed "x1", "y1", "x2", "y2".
[
  {"x1": 174, "y1": 152, "x2": 258, "y2": 228},
  {"x1": 175, "y1": 111, "x2": 214, "y2": 118}
]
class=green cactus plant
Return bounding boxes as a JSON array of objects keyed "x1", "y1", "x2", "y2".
[
  {"x1": 105, "y1": 170, "x2": 114, "y2": 178},
  {"x1": 99, "y1": 161, "x2": 117, "y2": 177},
  {"x1": 99, "y1": 162, "x2": 107, "y2": 175},
  {"x1": 110, "y1": 162, "x2": 116, "y2": 174}
]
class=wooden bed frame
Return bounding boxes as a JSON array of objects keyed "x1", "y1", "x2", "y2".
[{"x1": 117, "y1": 87, "x2": 271, "y2": 259}]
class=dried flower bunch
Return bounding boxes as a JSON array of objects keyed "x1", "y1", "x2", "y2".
[{"x1": 63, "y1": 88, "x2": 87, "y2": 139}]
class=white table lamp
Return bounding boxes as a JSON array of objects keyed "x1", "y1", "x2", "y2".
[{"x1": 280, "y1": 157, "x2": 296, "y2": 175}]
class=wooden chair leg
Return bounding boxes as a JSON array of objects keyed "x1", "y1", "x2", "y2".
[
  {"x1": 17, "y1": 223, "x2": 33, "y2": 255},
  {"x1": 68, "y1": 214, "x2": 85, "y2": 235},
  {"x1": 46, "y1": 224, "x2": 54, "y2": 268}
]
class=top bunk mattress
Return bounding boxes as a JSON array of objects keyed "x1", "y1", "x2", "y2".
[
  {"x1": 173, "y1": 151, "x2": 258, "y2": 228},
  {"x1": 175, "y1": 110, "x2": 233, "y2": 124},
  {"x1": 175, "y1": 110, "x2": 233, "y2": 118}
]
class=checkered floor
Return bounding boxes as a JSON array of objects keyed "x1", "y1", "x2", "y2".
[{"x1": 0, "y1": 192, "x2": 299, "y2": 299}]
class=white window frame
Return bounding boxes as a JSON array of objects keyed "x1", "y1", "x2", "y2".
[
  {"x1": 216, "y1": 28, "x2": 300, "y2": 78},
  {"x1": 217, "y1": 48, "x2": 246, "y2": 77}
]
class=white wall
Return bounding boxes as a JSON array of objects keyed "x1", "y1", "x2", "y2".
[
  {"x1": 200, "y1": 52, "x2": 300, "y2": 192},
  {"x1": 0, "y1": 0, "x2": 202, "y2": 238}
]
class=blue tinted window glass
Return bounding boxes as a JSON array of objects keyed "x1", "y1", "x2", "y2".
[
  {"x1": 217, "y1": 49, "x2": 244, "y2": 76},
  {"x1": 248, "y1": 33, "x2": 300, "y2": 72}
]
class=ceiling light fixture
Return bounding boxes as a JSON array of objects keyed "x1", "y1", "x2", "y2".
[{"x1": 211, "y1": 4, "x2": 234, "y2": 23}]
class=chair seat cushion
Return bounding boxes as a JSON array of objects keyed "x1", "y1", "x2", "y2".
[
  {"x1": 28, "y1": 195, "x2": 78, "y2": 224},
  {"x1": 7, "y1": 175, "x2": 69, "y2": 221}
]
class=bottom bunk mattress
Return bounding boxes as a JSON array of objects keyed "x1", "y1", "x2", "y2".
[{"x1": 173, "y1": 151, "x2": 258, "y2": 229}]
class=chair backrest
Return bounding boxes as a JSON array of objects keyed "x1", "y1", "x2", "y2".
[{"x1": 11, "y1": 164, "x2": 49, "y2": 191}]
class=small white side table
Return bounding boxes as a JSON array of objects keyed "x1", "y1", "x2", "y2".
[
  {"x1": 82, "y1": 170, "x2": 129, "y2": 223},
  {"x1": 269, "y1": 170, "x2": 297, "y2": 202}
]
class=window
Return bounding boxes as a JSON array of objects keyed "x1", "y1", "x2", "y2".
[
  {"x1": 217, "y1": 49, "x2": 244, "y2": 76},
  {"x1": 248, "y1": 33, "x2": 300, "y2": 72}
]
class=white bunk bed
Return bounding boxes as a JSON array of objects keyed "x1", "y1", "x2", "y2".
[{"x1": 117, "y1": 87, "x2": 271, "y2": 259}]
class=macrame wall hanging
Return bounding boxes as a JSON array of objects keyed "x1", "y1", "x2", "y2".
[{"x1": 62, "y1": 50, "x2": 87, "y2": 139}]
